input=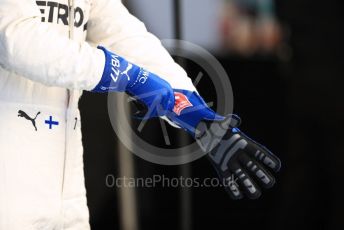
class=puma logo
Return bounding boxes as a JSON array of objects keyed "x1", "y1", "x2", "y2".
[
  {"x1": 121, "y1": 63, "x2": 133, "y2": 81},
  {"x1": 18, "y1": 110, "x2": 41, "y2": 131}
]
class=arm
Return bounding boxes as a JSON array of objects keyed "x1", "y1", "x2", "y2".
[{"x1": 0, "y1": 0, "x2": 104, "y2": 90}]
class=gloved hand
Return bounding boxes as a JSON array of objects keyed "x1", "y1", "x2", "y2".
[
  {"x1": 195, "y1": 115, "x2": 281, "y2": 199},
  {"x1": 92, "y1": 46, "x2": 175, "y2": 118},
  {"x1": 93, "y1": 48, "x2": 281, "y2": 199},
  {"x1": 163, "y1": 90, "x2": 281, "y2": 199}
]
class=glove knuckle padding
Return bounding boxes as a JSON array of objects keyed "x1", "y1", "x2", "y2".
[
  {"x1": 248, "y1": 142, "x2": 281, "y2": 172},
  {"x1": 239, "y1": 153, "x2": 275, "y2": 189}
]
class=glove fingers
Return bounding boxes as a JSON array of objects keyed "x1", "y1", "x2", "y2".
[
  {"x1": 207, "y1": 156, "x2": 243, "y2": 200},
  {"x1": 246, "y1": 141, "x2": 281, "y2": 172},
  {"x1": 229, "y1": 161, "x2": 262, "y2": 199},
  {"x1": 238, "y1": 153, "x2": 276, "y2": 189},
  {"x1": 222, "y1": 173, "x2": 244, "y2": 200}
]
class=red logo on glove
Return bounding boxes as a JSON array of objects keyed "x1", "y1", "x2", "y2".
[{"x1": 173, "y1": 92, "x2": 193, "y2": 116}]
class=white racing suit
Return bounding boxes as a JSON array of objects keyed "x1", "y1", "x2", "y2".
[{"x1": 0, "y1": 0, "x2": 195, "y2": 229}]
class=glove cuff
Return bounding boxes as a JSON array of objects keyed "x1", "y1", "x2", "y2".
[{"x1": 92, "y1": 46, "x2": 142, "y2": 92}]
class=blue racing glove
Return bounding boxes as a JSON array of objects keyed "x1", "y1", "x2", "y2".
[{"x1": 94, "y1": 47, "x2": 281, "y2": 199}]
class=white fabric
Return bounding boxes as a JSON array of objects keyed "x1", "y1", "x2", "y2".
[{"x1": 0, "y1": 0, "x2": 196, "y2": 229}]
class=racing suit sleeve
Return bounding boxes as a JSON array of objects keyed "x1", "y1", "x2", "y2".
[
  {"x1": 0, "y1": 0, "x2": 105, "y2": 90},
  {"x1": 86, "y1": 0, "x2": 196, "y2": 92}
]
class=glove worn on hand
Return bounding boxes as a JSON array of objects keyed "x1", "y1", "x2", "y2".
[
  {"x1": 195, "y1": 116, "x2": 281, "y2": 199},
  {"x1": 93, "y1": 47, "x2": 281, "y2": 199}
]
